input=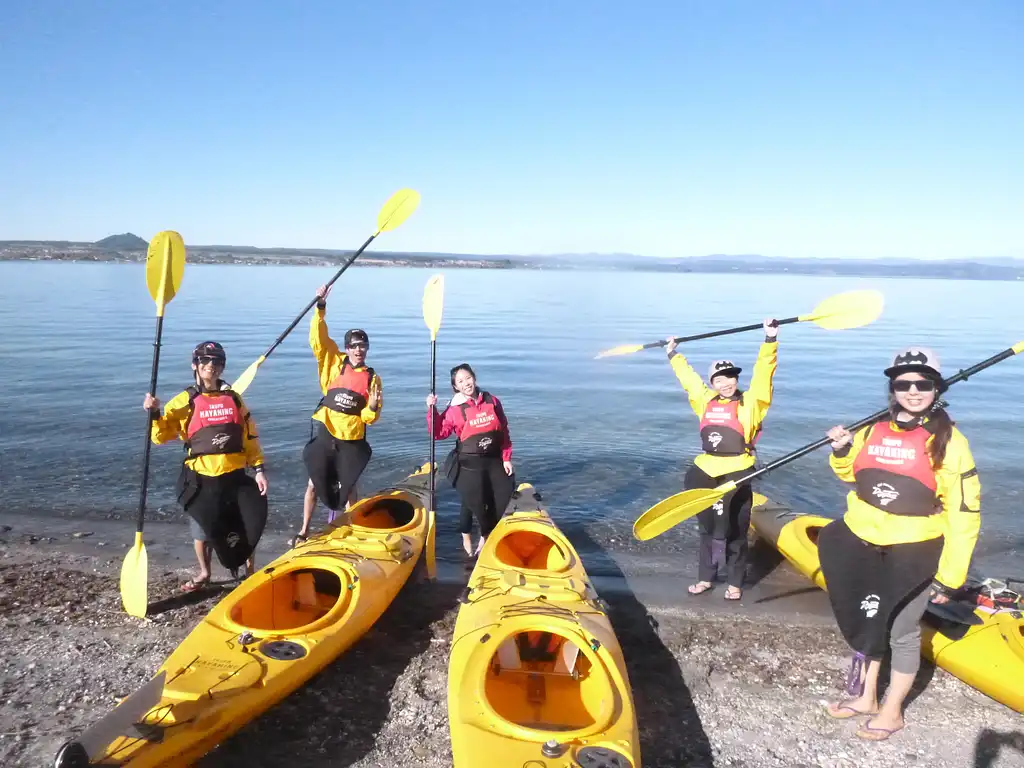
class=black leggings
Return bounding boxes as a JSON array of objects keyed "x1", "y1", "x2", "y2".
[
  {"x1": 180, "y1": 468, "x2": 268, "y2": 571},
  {"x1": 302, "y1": 424, "x2": 372, "y2": 511},
  {"x1": 685, "y1": 464, "x2": 753, "y2": 587},
  {"x1": 818, "y1": 518, "x2": 943, "y2": 669},
  {"x1": 454, "y1": 458, "x2": 514, "y2": 536}
]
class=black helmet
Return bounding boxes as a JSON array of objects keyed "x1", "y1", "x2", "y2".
[
  {"x1": 343, "y1": 329, "x2": 370, "y2": 348},
  {"x1": 192, "y1": 341, "x2": 226, "y2": 365}
]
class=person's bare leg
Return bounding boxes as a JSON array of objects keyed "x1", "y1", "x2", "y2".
[
  {"x1": 827, "y1": 658, "x2": 881, "y2": 717},
  {"x1": 192, "y1": 540, "x2": 212, "y2": 582}
]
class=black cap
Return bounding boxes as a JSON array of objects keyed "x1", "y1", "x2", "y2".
[
  {"x1": 192, "y1": 341, "x2": 226, "y2": 364},
  {"x1": 344, "y1": 329, "x2": 369, "y2": 348}
]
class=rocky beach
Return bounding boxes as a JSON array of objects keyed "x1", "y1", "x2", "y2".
[{"x1": 1, "y1": 518, "x2": 1020, "y2": 768}]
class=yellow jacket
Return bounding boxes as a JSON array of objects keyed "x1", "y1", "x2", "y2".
[
  {"x1": 150, "y1": 385, "x2": 264, "y2": 477},
  {"x1": 829, "y1": 421, "x2": 981, "y2": 589},
  {"x1": 310, "y1": 308, "x2": 382, "y2": 441},
  {"x1": 669, "y1": 341, "x2": 778, "y2": 476}
]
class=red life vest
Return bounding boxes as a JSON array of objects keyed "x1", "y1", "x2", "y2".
[
  {"x1": 699, "y1": 397, "x2": 753, "y2": 456},
  {"x1": 323, "y1": 359, "x2": 375, "y2": 415},
  {"x1": 455, "y1": 392, "x2": 504, "y2": 458},
  {"x1": 853, "y1": 422, "x2": 938, "y2": 516},
  {"x1": 185, "y1": 387, "x2": 245, "y2": 457}
]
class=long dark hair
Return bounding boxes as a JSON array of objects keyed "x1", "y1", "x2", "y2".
[
  {"x1": 887, "y1": 376, "x2": 954, "y2": 468},
  {"x1": 450, "y1": 363, "x2": 477, "y2": 392}
]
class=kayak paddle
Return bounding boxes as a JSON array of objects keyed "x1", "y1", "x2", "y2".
[
  {"x1": 634, "y1": 339, "x2": 1024, "y2": 541},
  {"x1": 422, "y1": 274, "x2": 444, "y2": 580},
  {"x1": 596, "y1": 289, "x2": 884, "y2": 359},
  {"x1": 120, "y1": 231, "x2": 187, "y2": 617},
  {"x1": 232, "y1": 188, "x2": 421, "y2": 395}
]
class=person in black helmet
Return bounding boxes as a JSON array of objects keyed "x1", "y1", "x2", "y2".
[
  {"x1": 818, "y1": 346, "x2": 981, "y2": 741},
  {"x1": 296, "y1": 284, "x2": 382, "y2": 544},
  {"x1": 665, "y1": 319, "x2": 780, "y2": 600},
  {"x1": 426, "y1": 363, "x2": 514, "y2": 558},
  {"x1": 142, "y1": 341, "x2": 269, "y2": 590}
]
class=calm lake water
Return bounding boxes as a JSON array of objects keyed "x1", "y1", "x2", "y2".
[{"x1": 1, "y1": 262, "x2": 1022, "y2": 578}]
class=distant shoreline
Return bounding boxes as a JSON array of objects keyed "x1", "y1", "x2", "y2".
[{"x1": 3, "y1": 241, "x2": 1024, "y2": 280}]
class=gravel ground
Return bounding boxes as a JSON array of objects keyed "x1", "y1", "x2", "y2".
[{"x1": 1, "y1": 531, "x2": 1022, "y2": 768}]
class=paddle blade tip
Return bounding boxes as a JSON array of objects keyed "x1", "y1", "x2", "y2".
[
  {"x1": 377, "y1": 188, "x2": 422, "y2": 232},
  {"x1": 422, "y1": 274, "x2": 445, "y2": 334},
  {"x1": 595, "y1": 344, "x2": 644, "y2": 359},
  {"x1": 119, "y1": 538, "x2": 148, "y2": 618}
]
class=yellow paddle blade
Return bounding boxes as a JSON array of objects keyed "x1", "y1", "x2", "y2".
[
  {"x1": 798, "y1": 289, "x2": 884, "y2": 331},
  {"x1": 425, "y1": 508, "x2": 437, "y2": 580},
  {"x1": 231, "y1": 355, "x2": 266, "y2": 396},
  {"x1": 145, "y1": 231, "x2": 186, "y2": 310},
  {"x1": 422, "y1": 274, "x2": 444, "y2": 340},
  {"x1": 1013, "y1": 340, "x2": 1024, "y2": 355},
  {"x1": 376, "y1": 188, "x2": 421, "y2": 234},
  {"x1": 594, "y1": 343, "x2": 645, "y2": 359},
  {"x1": 119, "y1": 531, "x2": 148, "y2": 617},
  {"x1": 633, "y1": 483, "x2": 736, "y2": 541}
]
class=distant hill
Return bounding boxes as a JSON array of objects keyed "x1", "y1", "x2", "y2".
[{"x1": 95, "y1": 233, "x2": 147, "y2": 250}]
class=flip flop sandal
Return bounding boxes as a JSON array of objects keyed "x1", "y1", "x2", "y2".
[
  {"x1": 856, "y1": 721, "x2": 904, "y2": 741},
  {"x1": 180, "y1": 577, "x2": 210, "y2": 593},
  {"x1": 687, "y1": 582, "x2": 714, "y2": 596},
  {"x1": 724, "y1": 587, "x2": 743, "y2": 601},
  {"x1": 825, "y1": 702, "x2": 879, "y2": 720}
]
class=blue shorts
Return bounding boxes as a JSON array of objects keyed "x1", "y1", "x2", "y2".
[{"x1": 189, "y1": 516, "x2": 208, "y2": 542}]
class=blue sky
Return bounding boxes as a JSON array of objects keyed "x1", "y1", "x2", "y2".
[{"x1": 1, "y1": 1, "x2": 1021, "y2": 259}]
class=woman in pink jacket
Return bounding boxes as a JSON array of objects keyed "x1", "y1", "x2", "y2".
[{"x1": 426, "y1": 363, "x2": 514, "y2": 557}]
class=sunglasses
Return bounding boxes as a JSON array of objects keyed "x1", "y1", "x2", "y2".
[
  {"x1": 196, "y1": 356, "x2": 225, "y2": 366},
  {"x1": 891, "y1": 379, "x2": 936, "y2": 393},
  {"x1": 347, "y1": 343, "x2": 368, "y2": 351}
]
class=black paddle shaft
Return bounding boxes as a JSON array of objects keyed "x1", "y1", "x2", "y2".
[
  {"x1": 136, "y1": 314, "x2": 166, "y2": 533},
  {"x1": 429, "y1": 337, "x2": 437, "y2": 508},
  {"x1": 259, "y1": 233, "x2": 377, "y2": 360},
  {"x1": 736, "y1": 344, "x2": 1020, "y2": 487},
  {"x1": 646, "y1": 316, "x2": 798, "y2": 350}
]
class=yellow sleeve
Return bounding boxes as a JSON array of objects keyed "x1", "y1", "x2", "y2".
[
  {"x1": 150, "y1": 390, "x2": 191, "y2": 445},
  {"x1": 668, "y1": 353, "x2": 715, "y2": 417},
  {"x1": 310, "y1": 307, "x2": 343, "y2": 393},
  {"x1": 934, "y1": 430, "x2": 981, "y2": 590},
  {"x1": 361, "y1": 372, "x2": 382, "y2": 425},
  {"x1": 828, "y1": 425, "x2": 870, "y2": 482},
  {"x1": 239, "y1": 397, "x2": 265, "y2": 468},
  {"x1": 745, "y1": 341, "x2": 778, "y2": 419}
]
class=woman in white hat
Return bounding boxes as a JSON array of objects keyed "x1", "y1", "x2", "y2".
[
  {"x1": 665, "y1": 318, "x2": 780, "y2": 600},
  {"x1": 818, "y1": 347, "x2": 981, "y2": 741}
]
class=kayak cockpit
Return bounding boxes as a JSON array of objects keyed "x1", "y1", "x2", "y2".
[
  {"x1": 493, "y1": 529, "x2": 570, "y2": 571},
  {"x1": 484, "y1": 630, "x2": 609, "y2": 732},
  {"x1": 348, "y1": 497, "x2": 417, "y2": 530},
  {"x1": 229, "y1": 567, "x2": 350, "y2": 632}
]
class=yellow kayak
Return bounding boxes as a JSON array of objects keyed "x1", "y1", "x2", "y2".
[
  {"x1": 750, "y1": 494, "x2": 1024, "y2": 713},
  {"x1": 55, "y1": 464, "x2": 436, "y2": 767},
  {"x1": 448, "y1": 482, "x2": 640, "y2": 768}
]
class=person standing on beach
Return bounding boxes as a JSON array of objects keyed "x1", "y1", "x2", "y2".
[
  {"x1": 295, "y1": 284, "x2": 382, "y2": 544},
  {"x1": 426, "y1": 363, "x2": 514, "y2": 559},
  {"x1": 665, "y1": 318, "x2": 780, "y2": 600},
  {"x1": 142, "y1": 341, "x2": 269, "y2": 590},
  {"x1": 818, "y1": 347, "x2": 980, "y2": 741}
]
